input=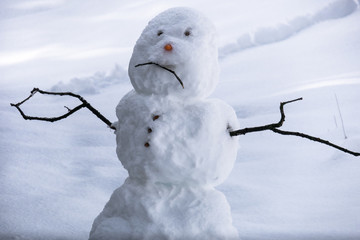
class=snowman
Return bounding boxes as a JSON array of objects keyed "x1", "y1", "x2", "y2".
[{"x1": 89, "y1": 7, "x2": 239, "y2": 240}]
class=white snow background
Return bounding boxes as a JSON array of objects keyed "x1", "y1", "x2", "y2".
[{"x1": 1, "y1": 0, "x2": 360, "y2": 239}]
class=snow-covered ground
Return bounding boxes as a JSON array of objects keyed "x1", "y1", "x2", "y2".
[{"x1": 1, "y1": 0, "x2": 360, "y2": 239}]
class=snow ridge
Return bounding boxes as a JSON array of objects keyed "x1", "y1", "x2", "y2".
[
  {"x1": 219, "y1": 0, "x2": 359, "y2": 58},
  {"x1": 50, "y1": 64, "x2": 128, "y2": 94}
]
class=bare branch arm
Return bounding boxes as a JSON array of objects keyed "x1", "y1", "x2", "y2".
[
  {"x1": 230, "y1": 98, "x2": 360, "y2": 157},
  {"x1": 10, "y1": 88, "x2": 115, "y2": 130}
]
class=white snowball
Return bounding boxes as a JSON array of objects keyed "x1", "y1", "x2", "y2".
[
  {"x1": 128, "y1": 7, "x2": 219, "y2": 99},
  {"x1": 113, "y1": 91, "x2": 239, "y2": 186},
  {"x1": 90, "y1": 179, "x2": 238, "y2": 240}
]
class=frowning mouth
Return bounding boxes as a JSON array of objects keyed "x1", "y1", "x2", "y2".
[{"x1": 134, "y1": 62, "x2": 184, "y2": 89}]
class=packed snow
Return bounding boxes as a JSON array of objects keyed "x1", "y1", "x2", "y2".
[
  {"x1": 1, "y1": 0, "x2": 360, "y2": 240},
  {"x1": 219, "y1": 0, "x2": 359, "y2": 57}
]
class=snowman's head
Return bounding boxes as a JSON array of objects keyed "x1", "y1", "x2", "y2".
[{"x1": 129, "y1": 7, "x2": 219, "y2": 99}]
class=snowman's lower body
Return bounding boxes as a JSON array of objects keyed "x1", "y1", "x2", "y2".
[{"x1": 89, "y1": 178, "x2": 239, "y2": 240}]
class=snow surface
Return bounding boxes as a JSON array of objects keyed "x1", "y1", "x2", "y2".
[{"x1": 1, "y1": 0, "x2": 360, "y2": 239}]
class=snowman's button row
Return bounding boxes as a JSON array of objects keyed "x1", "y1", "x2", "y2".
[{"x1": 144, "y1": 114, "x2": 160, "y2": 147}]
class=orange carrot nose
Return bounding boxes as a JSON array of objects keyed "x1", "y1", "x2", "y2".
[{"x1": 164, "y1": 44, "x2": 173, "y2": 51}]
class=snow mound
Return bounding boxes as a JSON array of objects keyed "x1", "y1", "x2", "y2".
[
  {"x1": 50, "y1": 64, "x2": 128, "y2": 95},
  {"x1": 219, "y1": 0, "x2": 359, "y2": 57},
  {"x1": 90, "y1": 179, "x2": 238, "y2": 240}
]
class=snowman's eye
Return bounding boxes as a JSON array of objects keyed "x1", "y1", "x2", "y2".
[
  {"x1": 184, "y1": 29, "x2": 191, "y2": 36},
  {"x1": 157, "y1": 30, "x2": 163, "y2": 36}
]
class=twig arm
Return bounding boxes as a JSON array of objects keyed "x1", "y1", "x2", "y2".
[
  {"x1": 85, "y1": 103, "x2": 114, "y2": 129},
  {"x1": 10, "y1": 88, "x2": 115, "y2": 130},
  {"x1": 230, "y1": 97, "x2": 360, "y2": 157}
]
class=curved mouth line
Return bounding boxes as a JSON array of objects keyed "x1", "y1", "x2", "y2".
[{"x1": 134, "y1": 62, "x2": 184, "y2": 89}]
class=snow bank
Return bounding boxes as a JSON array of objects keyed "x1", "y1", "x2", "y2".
[
  {"x1": 219, "y1": 0, "x2": 359, "y2": 57},
  {"x1": 50, "y1": 64, "x2": 128, "y2": 94}
]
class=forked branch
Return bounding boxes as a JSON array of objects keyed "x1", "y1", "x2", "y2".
[
  {"x1": 10, "y1": 88, "x2": 115, "y2": 130},
  {"x1": 229, "y1": 98, "x2": 360, "y2": 156}
]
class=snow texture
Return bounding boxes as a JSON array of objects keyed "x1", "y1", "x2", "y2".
[
  {"x1": 219, "y1": 0, "x2": 359, "y2": 58},
  {"x1": 51, "y1": 64, "x2": 128, "y2": 95},
  {"x1": 90, "y1": 8, "x2": 239, "y2": 239},
  {"x1": 1, "y1": 0, "x2": 360, "y2": 239}
]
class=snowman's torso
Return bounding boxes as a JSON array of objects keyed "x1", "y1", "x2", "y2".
[{"x1": 114, "y1": 91, "x2": 239, "y2": 186}]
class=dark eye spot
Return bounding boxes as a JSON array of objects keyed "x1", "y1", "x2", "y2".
[
  {"x1": 157, "y1": 30, "x2": 163, "y2": 36},
  {"x1": 184, "y1": 30, "x2": 191, "y2": 36}
]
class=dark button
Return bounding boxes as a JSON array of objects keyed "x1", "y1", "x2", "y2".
[
  {"x1": 152, "y1": 115, "x2": 160, "y2": 121},
  {"x1": 147, "y1": 127, "x2": 152, "y2": 133},
  {"x1": 144, "y1": 142, "x2": 150, "y2": 147}
]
